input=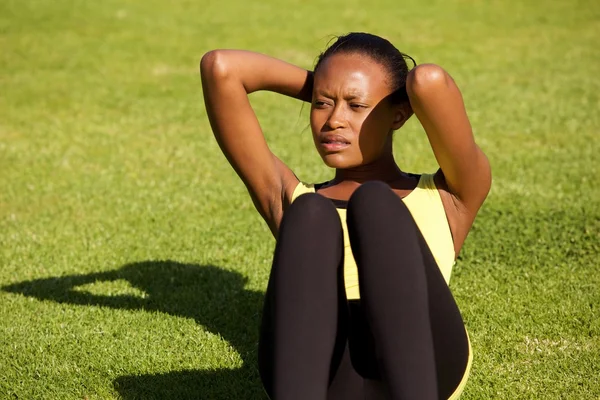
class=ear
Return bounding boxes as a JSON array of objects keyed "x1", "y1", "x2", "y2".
[{"x1": 391, "y1": 103, "x2": 413, "y2": 130}]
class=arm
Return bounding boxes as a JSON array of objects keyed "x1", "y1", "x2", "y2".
[
  {"x1": 406, "y1": 64, "x2": 491, "y2": 215},
  {"x1": 200, "y1": 50, "x2": 313, "y2": 235}
]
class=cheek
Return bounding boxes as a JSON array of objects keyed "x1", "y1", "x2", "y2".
[
  {"x1": 356, "y1": 113, "x2": 392, "y2": 153},
  {"x1": 362, "y1": 107, "x2": 393, "y2": 136},
  {"x1": 309, "y1": 112, "x2": 323, "y2": 149},
  {"x1": 309, "y1": 112, "x2": 318, "y2": 133},
  {"x1": 361, "y1": 118, "x2": 386, "y2": 137},
  {"x1": 309, "y1": 109, "x2": 322, "y2": 132},
  {"x1": 310, "y1": 110, "x2": 332, "y2": 140},
  {"x1": 354, "y1": 111, "x2": 382, "y2": 138}
]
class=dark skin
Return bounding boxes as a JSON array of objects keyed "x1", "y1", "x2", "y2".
[
  {"x1": 309, "y1": 53, "x2": 418, "y2": 199},
  {"x1": 200, "y1": 49, "x2": 491, "y2": 257}
]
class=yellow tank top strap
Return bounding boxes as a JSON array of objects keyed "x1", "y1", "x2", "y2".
[{"x1": 291, "y1": 181, "x2": 316, "y2": 201}]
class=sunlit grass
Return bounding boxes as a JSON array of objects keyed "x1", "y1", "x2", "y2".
[{"x1": 1, "y1": 0, "x2": 599, "y2": 398}]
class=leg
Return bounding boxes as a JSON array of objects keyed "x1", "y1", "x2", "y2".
[
  {"x1": 258, "y1": 193, "x2": 347, "y2": 400},
  {"x1": 346, "y1": 181, "x2": 469, "y2": 400},
  {"x1": 419, "y1": 221, "x2": 470, "y2": 398}
]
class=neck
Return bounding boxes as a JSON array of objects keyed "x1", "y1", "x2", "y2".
[{"x1": 333, "y1": 151, "x2": 406, "y2": 184}]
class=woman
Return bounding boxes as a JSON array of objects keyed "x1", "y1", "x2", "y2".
[{"x1": 200, "y1": 32, "x2": 491, "y2": 400}]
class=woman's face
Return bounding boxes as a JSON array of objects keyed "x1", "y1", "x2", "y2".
[{"x1": 310, "y1": 52, "x2": 404, "y2": 169}]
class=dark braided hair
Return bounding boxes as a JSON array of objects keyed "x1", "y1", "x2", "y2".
[{"x1": 314, "y1": 32, "x2": 416, "y2": 104}]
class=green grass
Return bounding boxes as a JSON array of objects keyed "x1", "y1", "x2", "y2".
[{"x1": 1, "y1": 0, "x2": 599, "y2": 398}]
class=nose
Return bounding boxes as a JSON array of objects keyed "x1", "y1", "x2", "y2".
[{"x1": 325, "y1": 104, "x2": 346, "y2": 130}]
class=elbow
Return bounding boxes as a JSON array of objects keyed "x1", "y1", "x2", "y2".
[
  {"x1": 407, "y1": 64, "x2": 449, "y2": 93},
  {"x1": 200, "y1": 50, "x2": 232, "y2": 80}
]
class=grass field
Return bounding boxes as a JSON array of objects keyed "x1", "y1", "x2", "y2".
[{"x1": 1, "y1": 0, "x2": 599, "y2": 398}]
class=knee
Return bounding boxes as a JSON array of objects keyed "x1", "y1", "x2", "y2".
[
  {"x1": 282, "y1": 193, "x2": 340, "y2": 233},
  {"x1": 350, "y1": 181, "x2": 397, "y2": 206},
  {"x1": 276, "y1": 193, "x2": 343, "y2": 277},
  {"x1": 348, "y1": 181, "x2": 410, "y2": 220}
]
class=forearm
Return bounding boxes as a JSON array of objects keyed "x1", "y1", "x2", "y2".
[{"x1": 200, "y1": 49, "x2": 313, "y2": 102}]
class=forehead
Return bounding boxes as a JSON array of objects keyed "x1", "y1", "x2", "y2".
[{"x1": 314, "y1": 53, "x2": 390, "y2": 95}]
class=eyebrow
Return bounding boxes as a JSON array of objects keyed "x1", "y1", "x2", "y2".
[
  {"x1": 344, "y1": 93, "x2": 366, "y2": 101},
  {"x1": 315, "y1": 89, "x2": 368, "y2": 100}
]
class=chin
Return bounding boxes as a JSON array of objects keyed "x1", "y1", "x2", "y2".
[{"x1": 320, "y1": 153, "x2": 361, "y2": 169}]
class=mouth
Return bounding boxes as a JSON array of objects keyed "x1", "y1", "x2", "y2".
[{"x1": 320, "y1": 134, "x2": 350, "y2": 152}]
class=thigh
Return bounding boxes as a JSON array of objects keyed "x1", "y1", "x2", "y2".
[
  {"x1": 257, "y1": 193, "x2": 350, "y2": 393},
  {"x1": 417, "y1": 230, "x2": 470, "y2": 398},
  {"x1": 346, "y1": 231, "x2": 470, "y2": 398},
  {"x1": 347, "y1": 300, "x2": 380, "y2": 380}
]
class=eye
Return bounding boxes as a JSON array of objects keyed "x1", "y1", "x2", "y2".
[
  {"x1": 350, "y1": 103, "x2": 366, "y2": 109},
  {"x1": 314, "y1": 100, "x2": 330, "y2": 108}
]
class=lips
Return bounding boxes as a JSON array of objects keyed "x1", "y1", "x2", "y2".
[
  {"x1": 320, "y1": 134, "x2": 350, "y2": 145},
  {"x1": 319, "y1": 134, "x2": 350, "y2": 152}
]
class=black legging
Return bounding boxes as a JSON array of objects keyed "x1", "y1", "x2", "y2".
[{"x1": 258, "y1": 181, "x2": 469, "y2": 400}]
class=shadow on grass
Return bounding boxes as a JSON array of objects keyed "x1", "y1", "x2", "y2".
[{"x1": 2, "y1": 261, "x2": 267, "y2": 399}]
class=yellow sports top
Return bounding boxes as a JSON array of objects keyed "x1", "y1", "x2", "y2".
[{"x1": 291, "y1": 173, "x2": 455, "y2": 300}]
